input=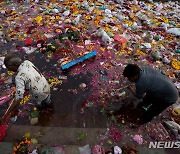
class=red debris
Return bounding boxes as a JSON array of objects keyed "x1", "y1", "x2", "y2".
[
  {"x1": 24, "y1": 38, "x2": 33, "y2": 46},
  {"x1": 109, "y1": 124, "x2": 122, "y2": 142}
]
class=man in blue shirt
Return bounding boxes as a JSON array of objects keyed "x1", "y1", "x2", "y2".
[{"x1": 123, "y1": 64, "x2": 179, "y2": 124}]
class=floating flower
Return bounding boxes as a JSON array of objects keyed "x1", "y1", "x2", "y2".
[
  {"x1": 171, "y1": 59, "x2": 180, "y2": 70},
  {"x1": 34, "y1": 16, "x2": 43, "y2": 24},
  {"x1": 133, "y1": 135, "x2": 143, "y2": 145}
]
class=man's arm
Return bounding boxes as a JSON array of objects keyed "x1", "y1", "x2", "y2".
[
  {"x1": 128, "y1": 84, "x2": 146, "y2": 99},
  {"x1": 128, "y1": 85, "x2": 137, "y2": 96}
]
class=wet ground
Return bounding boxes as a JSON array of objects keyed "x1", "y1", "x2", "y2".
[
  {"x1": 0, "y1": 1, "x2": 180, "y2": 153},
  {"x1": 0, "y1": 45, "x2": 109, "y2": 128}
]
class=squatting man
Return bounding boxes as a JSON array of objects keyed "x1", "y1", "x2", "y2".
[{"x1": 123, "y1": 64, "x2": 179, "y2": 124}]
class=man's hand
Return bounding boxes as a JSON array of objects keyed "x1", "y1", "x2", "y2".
[
  {"x1": 128, "y1": 85, "x2": 136, "y2": 96},
  {"x1": 128, "y1": 85, "x2": 133, "y2": 91}
]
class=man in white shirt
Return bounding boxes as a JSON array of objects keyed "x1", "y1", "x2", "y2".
[{"x1": 0, "y1": 54, "x2": 50, "y2": 124}]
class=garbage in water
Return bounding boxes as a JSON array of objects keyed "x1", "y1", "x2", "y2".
[{"x1": 0, "y1": 0, "x2": 179, "y2": 152}]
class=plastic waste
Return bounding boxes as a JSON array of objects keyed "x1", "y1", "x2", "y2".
[
  {"x1": 30, "y1": 149, "x2": 38, "y2": 154},
  {"x1": 114, "y1": 146, "x2": 122, "y2": 154},
  {"x1": 167, "y1": 28, "x2": 180, "y2": 36},
  {"x1": 0, "y1": 94, "x2": 11, "y2": 106},
  {"x1": 31, "y1": 110, "x2": 39, "y2": 118},
  {"x1": 114, "y1": 35, "x2": 127, "y2": 44},
  {"x1": 0, "y1": 123, "x2": 7, "y2": 142},
  {"x1": 96, "y1": 28, "x2": 113, "y2": 43},
  {"x1": 98, "y1": 0, "x2": 105, "y2": 4},
  {"x1": 163, "y1": 121, "x2": 180, "y2": 140},
  {"x1": 85, "y1": 40, "x2": 91, "y2": 45},
  {"x1": 30, "y1": 117, "x2": 38, "y2": 125},
  {"x1": 172, "y1": 107, "x2": 180, "y2": 116},
  {"x1": 150, "y1": 51, "x2": 161, "y2": 61},
  {"x1": 53, "y1": 9, "x2": 59, "y2": 13},
  {"x1": 79, "y1": 83, "x2": 87, "y2": 89},
  {"x1": 63, "y1": 10, "x2": 70, "y2": 16},
  {"x1": 24, "y1": 132, "x2": 31, "y2": 139},
  {"x1": 79, "y1": 145, "x2": 91, "y2": 154},
  {"x1": 22, "y1": 47, "x2": 37, "y2": 54},
  {"x1": 92, "y1": 145, "x2": 105, "y2": 154},
  {"x1": 156, "y1": 3, "x2": 163, "y2": 11},
  {"x1": 41, "y1": 147, "x2": 64, "y2": 154},
  {"x1": 31, "y1": 138, "x2": 38, "y2": 144},
  {"x1": 162, "y1": 56, "x2": 170, "y2": 64},
  {"x1": 25, "y1": 38, "x2": 33, "y2": 46},
  {"x1": 142, "y1": 43, "x2": 152, "y2": 49},
  {"x1": 133, "y1": 135, "x2": 143, "y2": 145},
  {"x1": 72, "y1": 14, "x2": 82, "y2": 25}
]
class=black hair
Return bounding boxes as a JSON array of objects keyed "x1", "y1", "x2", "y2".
[
  {"x1": 4, "y1": 53, "x2": 22, "y2": 67},
  {"x1": 123, "y1": 64, "x2": 141, "y2": 78}
]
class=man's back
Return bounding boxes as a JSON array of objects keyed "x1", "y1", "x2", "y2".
[
  {"x1": 136, "y1": 66, "x2": 178, "y2": 103},
  {"x1": 15, "y1": 60, "x2": 50, "y2": 102}
]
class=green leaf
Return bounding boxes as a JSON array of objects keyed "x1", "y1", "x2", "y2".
[{"x1": 77, "y1": 133, "x2": 86, "y2": 141}]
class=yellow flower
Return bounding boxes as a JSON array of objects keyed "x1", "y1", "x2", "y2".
[
  {"x1": 172, "y1": 59, "x2": 180, "y2": 70},
  {"x1": 85, "y1": 15, "x2": 92, "y2": 20},
  {"x1": 8, "y1": 71, "x2": 14, "y2": 76},
  {"x1": 34, "y1": 16, "x2": 43, "y2": 24},
  {"x1": 49, "y1": 78, "x2": 62, "y2": 87},
  {"x1": 100, "y1": 47, "x2": 105, "y2": 51},
  {"x1": 47, "y1": 53, "x2": 52, "y2": 58},
  {"x1": 124, "y1": 19, "x2": 132, "y2": 26},
  {"x1": 55, "y1": 16, "x2": 60, "y2": 20},
  {"x1": 164, "y1": 18, "x2": 168, "y2": 24},
  {"x1": 20, "y1": 95, "x2": 30, "y2": 105}
]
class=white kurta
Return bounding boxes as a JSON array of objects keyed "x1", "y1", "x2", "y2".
[{"x1": 15, "y1": 60, "x2": 50, "y2": 103}]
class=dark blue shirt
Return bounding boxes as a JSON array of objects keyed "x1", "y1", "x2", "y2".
[{"x1": 136, "y1": 66, "x2": 179, "y2": 103}]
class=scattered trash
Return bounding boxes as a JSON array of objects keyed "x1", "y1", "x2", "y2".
[
  {"x1": 167, "y1": 28, "x2": 180, "y2": 36},
  {"x1": 113, "y1": 146, "x2": 122, "y2": 154},
  {"x1": 79, "y1": 145, "x2": 91, "y2": 154},
  {"x1": 96, "y1": 28, "x2": 113, "y2": 43},
  {"x1": 30, "y1": 149, "x2": 38, "y2": 154},
  {"x1": 30, "y1": 117, "x2": 38, "y2": 125},
  {"x1": 58, "y1": 75, "x2": 67, "y2": 80},
  {"x1": 77, "y1": 133, "x2": 86, "y2": 141},
  {"x1": 109, "y1": 124, "x2": 122, "y2": 142},
  {"x1": 30, "y1": 138, "x2": 38, "y2": 144},
  {"x1": 24, "y1": 132, "x2": 31, "y2": 139},
  {"x1": 163, "y1": 121, "x2": 180, "y2": 140},
  {"x1": 133, "y1": 135, "x2": 143, "y2": 145},
  {"x1": 0, "y1": 94, "x2": 11, "y2": 106},
  {"x1": 61, "y1": 51, "x2": 97, "y2": 70},
  {"x1": 122, "y1": 146, "x2": 138, "y2": 154},
  {"x1": 41, "y1": 147, "x2": 64, "y2": 154},
  {"x1": 13, "y1": 138, "x2": 31, "y2": 153},
  {"x1": 79, "y1": 83, "x2": 87, "y2": 89},
  {"x1": 0, "y1": 0, "x2": 179, "y2": 149},
  {"x1": 92, "y1": 145, "x2": 105, "y2": 154},
  {"x1": 0, "y1": 123, "x2": 7, "y2": 142}
]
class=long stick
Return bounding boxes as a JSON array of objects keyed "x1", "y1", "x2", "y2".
[
  {"x1": 115, "y1": 84, "x2": 135, "y2": 91},
  {"x1": 4, "y1": 98, "x2": 15, "y2": 116}
]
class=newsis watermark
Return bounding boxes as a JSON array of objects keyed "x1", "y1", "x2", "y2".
[{"x1": 149, "y1": 141, "x2": 180, "y2": 149}]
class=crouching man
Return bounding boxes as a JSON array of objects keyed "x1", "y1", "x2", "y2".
[{"x1": 123, "y1": 64, "x2": 179, "y2": 124}]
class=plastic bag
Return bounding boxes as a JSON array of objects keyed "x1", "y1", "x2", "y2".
[
  {"x1": 41, "y1": 147, "x2": 64, "y2": 154},
  {"x1": 79, "y1": 145, "x2": 91, "y2": 154},
  {"x1": 0, "y1": 124, "x2": 7, "y2": 142},
  {"x1": 92, "y1": 145, "x2": 105, "y2": 154}
]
